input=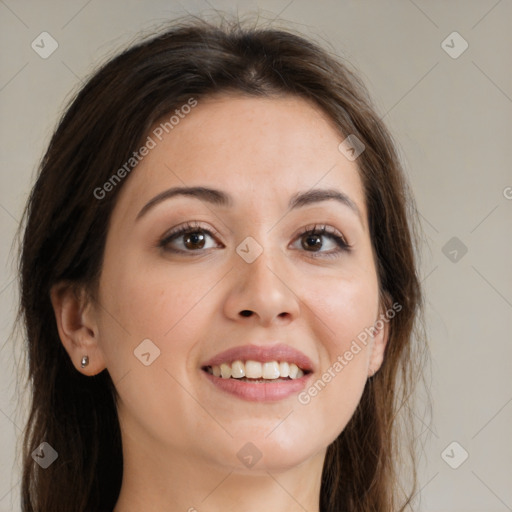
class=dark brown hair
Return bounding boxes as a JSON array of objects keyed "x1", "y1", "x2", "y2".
[{"x1": 17, "y1": 14, "x2": 428, "y2": 512}]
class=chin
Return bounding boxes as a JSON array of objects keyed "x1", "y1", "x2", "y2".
[{"x1": 217, "y1": 431, "x2": 325, "y2": 473}]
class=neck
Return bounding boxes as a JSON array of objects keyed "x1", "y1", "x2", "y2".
[{"x1": 113, "y1": 438, "x2": 324, "y2": 512}]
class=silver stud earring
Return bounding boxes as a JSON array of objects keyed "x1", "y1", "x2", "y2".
[{"x1": 80, "y1": 355, "x2": 89, "y2": 368}]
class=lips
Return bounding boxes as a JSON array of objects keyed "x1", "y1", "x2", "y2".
[
  {"x1": 200, "y1": 343, "x2": 314, "y2": 402},
  {"x1": 201, "y1": 343, "x2": 314, "y2": 372}
]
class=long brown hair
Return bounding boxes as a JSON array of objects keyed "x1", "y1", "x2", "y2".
[{"x1": 16, "y1": 14, "x2": 428, "y2": 512}]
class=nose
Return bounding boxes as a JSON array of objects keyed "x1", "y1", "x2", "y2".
[{"x1": 222, "y1": 246, "x2": 300, "y2": 327}]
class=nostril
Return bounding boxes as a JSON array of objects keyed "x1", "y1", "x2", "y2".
[{"x1": 240, "y1": 310, "x2": 253, "y2": 317}]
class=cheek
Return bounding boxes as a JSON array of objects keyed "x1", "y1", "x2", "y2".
[
  {"x1": 295, "y1": 311, "x2": 375, "y2": 450},
  {"x1": 306, "y1": 269, "x2": 380, "y2": 352},
  {"x1": 295, "y1": 272, "x2": 378, "y2": 427},
  {"x1": 96, "y1": 257, "x2": 222, "y2": 380},
  {"x1": 100, "y1": 257, "x2": 205, "y2": 336},
  {"x1": 95, "y1": 263, "x2": 224, "y2": 451}
]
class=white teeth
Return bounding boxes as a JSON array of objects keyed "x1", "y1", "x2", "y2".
[
  {"x1": 231, "y1": 360, "x2": 245, "y2": 378},
  {"x1": 245, "y1": 360, "x2": 262, "y2": 379},
  {"x1": 220, "y1": 363, "x2": 231, "y2": 379},
  {"x1": 288, "y1": 363, "x2": 299, "y2": 379},
  {"x1": 207, "y1": 360, "x2": 307, "y2": 380},
  {"x1": 279, "y1": 361, "x2": 290, "y2": 378},
  {"x1": 262, "y1": 361, "x2": 280, "y2": 379}
]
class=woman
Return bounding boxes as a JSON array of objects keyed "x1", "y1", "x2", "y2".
[{"x1": 17, "y1": 15, "x2": 427, "y2": 512}]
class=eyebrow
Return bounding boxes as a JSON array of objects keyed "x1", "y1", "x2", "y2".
[
  {"x1": 136, "y1": 185, "x2": 363, "y2": 225},
  {"x1": 136, "y1": 186, "x2": 231, "y2": 220},
  {"x1": 288, "y1": 188, "x2": 363, "y2": 225}
]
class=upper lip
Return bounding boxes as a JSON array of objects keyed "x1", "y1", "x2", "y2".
[{"x1": 201, "y1": 343, "x2": 314, "y2": 372}]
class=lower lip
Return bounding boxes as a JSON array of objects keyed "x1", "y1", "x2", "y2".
[{"x1": 202, "y1": 370, "x2": 311, "y2": 402}]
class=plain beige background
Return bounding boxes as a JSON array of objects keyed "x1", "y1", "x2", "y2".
[{"x1": 1, "y1": 1, "x2": 511, "y2": 511}]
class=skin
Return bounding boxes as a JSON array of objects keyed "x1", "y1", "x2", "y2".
[{"x1": 51, "y1": 94, "x2": 389, "y2": 512}]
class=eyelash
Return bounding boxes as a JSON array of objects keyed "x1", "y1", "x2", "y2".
[
  {"x1": 158, "y1": 221, "x2": 352, "y2": 258},
  {"x1": 295, "y1": 224, "x2": 352, "y2": 258}
]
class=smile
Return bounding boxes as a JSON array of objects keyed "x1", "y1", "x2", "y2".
[
  {"x1": 200, "y1": 343, "x2": 314, "y2": 402},
  {"x1": 204, "y1": 360, "x2": 308, "y2": 380}
]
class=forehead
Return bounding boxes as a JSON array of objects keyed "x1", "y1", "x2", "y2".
[{"x1": 113, "y1": 94, "x2": 367, "y2": 222}]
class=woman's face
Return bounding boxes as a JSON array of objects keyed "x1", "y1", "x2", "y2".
[{"x1": 93, "y1": 94, "x2": 388, "y2": 472}]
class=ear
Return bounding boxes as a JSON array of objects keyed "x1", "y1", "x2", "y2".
[
  {"x1": 50, "y1": 281, "x2": 107, "y2": 376},
  {"x1": 368, "y1": 292, "x2": 392, "y2": 378}
]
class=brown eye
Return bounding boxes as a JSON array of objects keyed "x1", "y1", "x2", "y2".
[
  {"x1": 290, "y1": 225, "x2": 351, "y2": 259},
  {"x1": 301, "y1": 233, "x2": 323, "y2": 251},
  {"x1": 159, "y1": 224, "x2": 222, "y2": 254},
  {"x1": 183, "y1": 231, "x2": 206, "y2": 250}
]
